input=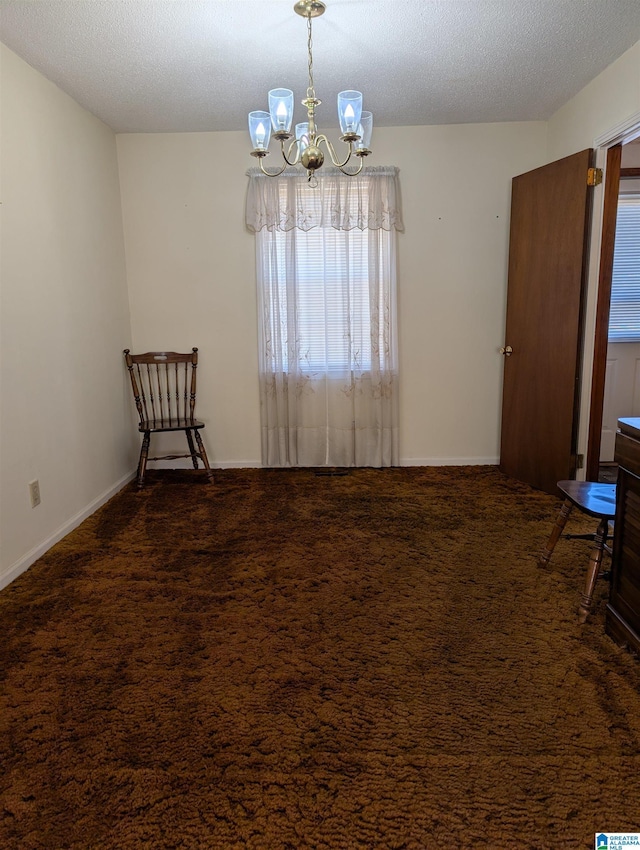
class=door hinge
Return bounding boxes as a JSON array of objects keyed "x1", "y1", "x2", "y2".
[
  {"x1": 587, "y1": 167, "x2": 603, "y2": 187},
  {"x1": 576, "y1": 453, "x2": 585, "y2": 469}
]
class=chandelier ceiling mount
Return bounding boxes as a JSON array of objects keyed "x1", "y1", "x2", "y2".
[{"x1": 293, "y1": 1, "x2": 326, "y2": 19}]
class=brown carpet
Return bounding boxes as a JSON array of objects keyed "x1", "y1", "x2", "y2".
[{"x1": 1, "y1": 466, "x2": 640, "y2": 849}]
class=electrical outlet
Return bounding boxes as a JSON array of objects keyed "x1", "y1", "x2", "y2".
[{"x1": 28, "y1": 479, "x2": 41, "y2": 508}]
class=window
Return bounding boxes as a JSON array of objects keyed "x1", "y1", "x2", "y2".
[
  {"x1": 247, "y1": 166, "x2": 403, "y2": 468},
  {"x1": 608, "y1": 195, "x2": 640, "y2": 342},
  {"x1": 264, "y1": 220, "x2": 388, "y2": 373}
]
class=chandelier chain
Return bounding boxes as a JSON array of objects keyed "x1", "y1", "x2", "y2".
[{"x1": 307, "y1": 14, "x2": 315, "y2": 99}]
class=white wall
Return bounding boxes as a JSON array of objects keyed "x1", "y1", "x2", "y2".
[
  {"x1": 0, "y1": 45, "x2": 135, "y2": 588},
  {"x1": 601, "y1": 343, "x2": 640, "y2": 461},
  {"x1": 622, "y1": 142, "x2": 640, "y2": 168},
  {"x1": 117, "y1": 131, "x2": 260, "y2": 466},
  {"x1": 622, "y1": 139, "x2": 640, "y2": 194},
  {"x1": 547, "y1": 41, "x2": 640, "y2": 162},
  {"x1": 117, "y1": 121, "x2": 548, "y2": 467}
]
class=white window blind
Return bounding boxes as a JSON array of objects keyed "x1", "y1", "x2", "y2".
[
  {"x1": 609, "y1": 195, "x2": 640, "y2": 342},
  {"x1": 267, "y1": 222, "x2": 386, "y2": 372}
]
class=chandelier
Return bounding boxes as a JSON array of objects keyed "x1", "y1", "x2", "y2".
[{"x1": 247, "y1": 0, "x2": 372, "y2": 185}]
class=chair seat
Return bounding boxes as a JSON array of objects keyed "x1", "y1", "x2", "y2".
[
  {"x1": 139, "y1": 418, "x2": 206, "y2": 433},
  {"x1": 557, "y1": 480, "x2": 616, "y2": 519},
  {"x1": 540, "y1": 479, "x2": 617, "y2": 623}
]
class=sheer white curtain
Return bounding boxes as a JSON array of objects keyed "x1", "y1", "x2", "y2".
[{"x1": 246, "y1": 166, "x2": 403, "y2": 468}]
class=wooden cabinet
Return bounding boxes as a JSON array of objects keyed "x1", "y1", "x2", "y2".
[{"x1": 606, "y1": 417, "x2": 640, "y2": 653}]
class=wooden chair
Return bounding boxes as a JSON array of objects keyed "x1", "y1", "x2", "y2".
[
  {"x1": 538, "y1": 480, "x2": 616, "y2": 623},
  {"x1": 124, "y1": 348, "x2": 214, "y2": 488}
]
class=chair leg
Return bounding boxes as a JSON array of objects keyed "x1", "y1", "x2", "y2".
[
  {"x1": 137, "y1": 431, "x2": 151, "y2": 489},
  {"x1": 185, "y1": 429, "x2": 199, "y2": 469},
  {"x1": 539, "y1": 498, "x2": 573, "y2": 567},
  {"x1": 578, "y1": 518, "x2": 609, "y2": 624},
  {"x1": 193, "y1": 429, "x2": 215, "y2": 483}
]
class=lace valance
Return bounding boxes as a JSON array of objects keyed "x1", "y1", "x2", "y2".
[{"x1": 245, "y1": 165, "x2": 404, "y2": 233}]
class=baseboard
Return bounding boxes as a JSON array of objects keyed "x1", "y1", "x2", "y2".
[
  {"x1": 150, "y1": 459, "x2": 263, "y2": 470},
  {"x1": 0, "y1": 469, "x2": 136, "y2": 592},
  {"x1": 156, "y1": 457, "x2": 499, "y2": 470},
  {"x1": 400, "y1": 457, "x2": 500, "y2": 467},
  {"x1": 213, "y1": 460, "x2": 263, "y2": 469},
  {"x1": 129, "y1": 459, "x2": 497, "y2": 472}
]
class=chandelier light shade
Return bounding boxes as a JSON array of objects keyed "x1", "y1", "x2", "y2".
[
  {"x1": 248, "y1": 0, "x2": 372, "y2": 184},
  {"x1": 337, "y1": 91, "x2": 363, "y2": 136},
  {"x1": 295, "y1": 122, "x2": 310, "y2": 150},
  {"x1": 356, "y1": 111, "x2": 373, "y2": 151},
  {"x1": 268, "y1": 89, "x2": 295, "y2": 135},
  {"x1": 248, "y1": 111, "x2": 272, "y2": 151}
]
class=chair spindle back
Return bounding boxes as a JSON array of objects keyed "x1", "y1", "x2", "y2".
[{"x1": 124, "y1": 348, "x2": 200, "y2": 426}]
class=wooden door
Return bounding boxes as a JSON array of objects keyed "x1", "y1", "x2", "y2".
[
  {"x1": 586, "y1": 145, "x2": 622, "y2": 479},
  {"x1": 499, "y1": 149, "x2": 594, "y2": 495}
]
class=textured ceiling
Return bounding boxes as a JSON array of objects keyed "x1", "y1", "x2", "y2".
[{"x1": 1, "y1": 0, "x2": 640, "y2": 134}]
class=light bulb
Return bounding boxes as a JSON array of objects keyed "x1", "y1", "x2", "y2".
[
  {"x1": 268, "y1": 89, "x2": 294, "y2": 135},
  {"x1": 338, "y1": 91, "x2": 363, "y2": 135},
  {"x1": 248, "y1": 110, "x2": 272, "y2": 151},
  {"x1": 255, "y1": 122, "x2": 267, "y2": 147}
]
